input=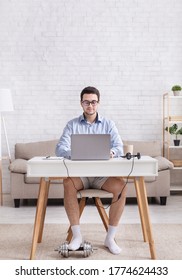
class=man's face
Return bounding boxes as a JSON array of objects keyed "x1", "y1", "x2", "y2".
[{"x1": 81, "y1": 93, "x2": 99, "y2": 116}]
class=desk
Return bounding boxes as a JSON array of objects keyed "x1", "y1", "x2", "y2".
[{"x1": 27, "y1": 156, "x2": 158, "y2": 260}]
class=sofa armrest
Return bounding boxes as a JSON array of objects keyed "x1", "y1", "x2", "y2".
[
  {"x1": 9, "y1": 159, "x2": 27, "y2": 174},
  {"x1": 155, "y1": 156, "x2": 174, "y2": 171}
]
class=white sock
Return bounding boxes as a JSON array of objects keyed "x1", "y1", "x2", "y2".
[
  {"x1": 68, "y1": 225, "x2": 82, "y2": 250},
  {"x1": 104, "y1": 225, "x2": 122, "y2": 255}
]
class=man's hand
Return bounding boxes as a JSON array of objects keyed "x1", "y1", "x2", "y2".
[{"x1": 110, "y1": 151, "x2": 114, "y2": 158}]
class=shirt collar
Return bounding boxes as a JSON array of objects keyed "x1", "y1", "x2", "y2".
[{"x1": 79, "y1": 113, "x2": 102, "y2": 123}]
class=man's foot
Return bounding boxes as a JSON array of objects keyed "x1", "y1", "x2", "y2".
[
  {"x1": 68, "y1": 236, "x2": 82, "y2": 250},
  {"x1": 104, "y1": 238, "x2": 122, "y2": 255},
  {"x1": 104, "y1": 225, "x2": 121, "y2": 255},
  {"x1": 68, "y1": 225, "x2": 82, "y2": 250}
]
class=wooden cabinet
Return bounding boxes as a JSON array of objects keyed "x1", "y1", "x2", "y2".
[{"x1": 163, "y1": 93, "x2": 182, "y2": 190}]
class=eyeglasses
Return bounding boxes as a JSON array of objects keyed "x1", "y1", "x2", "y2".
[{"x1": 81, "y1": 100, "x2": 98, "y2": 106}]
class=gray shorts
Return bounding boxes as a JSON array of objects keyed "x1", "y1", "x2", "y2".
[{"x1": 80, "y1": 177, "x2": 108, "y2": 190}]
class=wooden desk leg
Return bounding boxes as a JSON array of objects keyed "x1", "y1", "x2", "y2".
[
  {"x1": 134, "y1": 178, "x2": 148, "y2": 242},
  {"x1": 30, "y1": 178, "x2": 49, "y2": 260},
  {"x1": 0, "y1": 160, "x2": 3, "y2": 206},
  {"x1": 138, "y1": 176, "x2": 156, "y2": 260},
  {"x1": 38, "y1": 178, "x2": 50, "y2": 243}
]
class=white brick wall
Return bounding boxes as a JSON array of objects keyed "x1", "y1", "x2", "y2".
[{"x1": 0, "y1": 0, "x2": 182, "y2": 193}]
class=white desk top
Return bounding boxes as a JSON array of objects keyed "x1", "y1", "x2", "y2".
[{"x1": 27, "y1": 156, "x2": 158, "y2": 178}]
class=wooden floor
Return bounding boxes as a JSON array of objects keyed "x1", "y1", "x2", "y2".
[{"x1": 1, "y1": 192, "x2": 182, "y2": 225}]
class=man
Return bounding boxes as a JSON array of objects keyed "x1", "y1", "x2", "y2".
[{"x1": 55, "y1": 86, "x2": 126, "y2": 255}]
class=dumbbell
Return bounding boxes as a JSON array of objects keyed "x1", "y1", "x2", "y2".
[{"x1": 56, "y1": 241, "x2": 93, "y2": 258}]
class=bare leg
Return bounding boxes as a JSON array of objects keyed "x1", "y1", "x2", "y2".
[
  {"x1": 102, "y1": 177, "x2": 126, "y2": 254},
  {"x1": 63, "y1": 177, "x2": 84, "y2": 250}
]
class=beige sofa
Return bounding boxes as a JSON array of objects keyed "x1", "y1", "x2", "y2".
[{"x1": 9, "y1": 139, "x2": 174, "y2": 207}]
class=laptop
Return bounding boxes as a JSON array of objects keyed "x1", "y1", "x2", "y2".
[{"x1": 71, "y1": 134, "x2": 111, "y2": 160}]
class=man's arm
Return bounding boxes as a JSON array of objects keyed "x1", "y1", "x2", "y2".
[
  {"x1": 109, "y1": 121, "x2": 124, "y2": 157},
  {"x1": 55, "y1": 123, "x2": 72, "y2": 159}
]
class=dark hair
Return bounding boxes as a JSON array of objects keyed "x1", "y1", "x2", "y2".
[{"x1": 80, "y1": 86, "x2": 100, "y2": 101}]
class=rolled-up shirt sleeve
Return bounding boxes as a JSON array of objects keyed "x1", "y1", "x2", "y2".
[{"x1": 55, "y1": 123, "x2": 72, "y2": 159}]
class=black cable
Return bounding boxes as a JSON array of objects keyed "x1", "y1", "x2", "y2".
[{"x1": 98, "y1": 155, "x2": 135, "y2": 210}]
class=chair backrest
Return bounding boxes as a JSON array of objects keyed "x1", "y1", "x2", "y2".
[{"x1": 79, "y1": 189, "x2": 113, "y2": 198}]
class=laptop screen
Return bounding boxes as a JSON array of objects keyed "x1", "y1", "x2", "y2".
[{"x1": 71, "y1": 134, "x2": 111, "y2": 160}]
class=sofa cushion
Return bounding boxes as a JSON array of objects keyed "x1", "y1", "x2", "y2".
[
  {"x1": 25, "y1": 175, "x2": 40, "y2": 184},
  {"x1": 15, "y1": 139, "x2": 59, "y2": 160},
  {"x1": 155, "y1": 156, "x2": 174, "y2": 171},
  {"x1": 24, "y1": 175, "x2": 64, "y2": 184},
  {"x1": 123, "y1": 140, "x2": 162, "y2": 157},
  {"x1": 9, "y1": 159, "x2": 27, "y2": 174},
  {"x1": 144, "y1": 176, "x2": 157, "y2": 182}
]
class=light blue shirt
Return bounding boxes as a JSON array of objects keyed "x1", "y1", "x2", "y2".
[{"x1": 55, "y1": 113, "x2": 124, "y2": 159}]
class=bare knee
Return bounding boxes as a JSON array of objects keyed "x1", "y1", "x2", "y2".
[
  {"x1": 63, "y1": 178, "x2": 73, "y2": 188},
  {"x1": 102, "y1": 177, "x2": 126, "y2": 197},
  {"x1": 63, "y1": 177, "x2": 83, "y2": 195},
  {"x1": 114, "y1": 178, "x2": 127, "y2": 197},
  {"x1": 64, "y1": 178, "x2": 76, "y2": 195}
]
